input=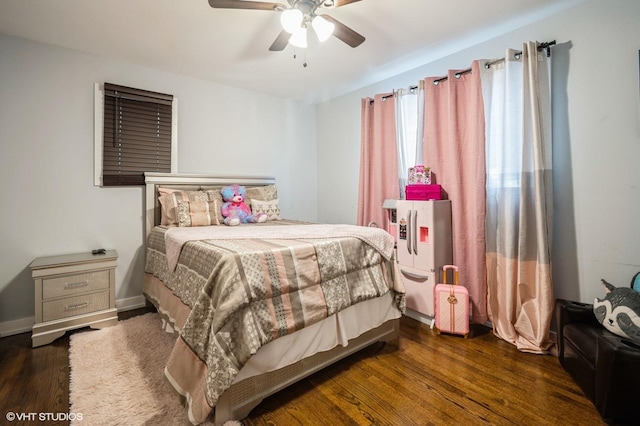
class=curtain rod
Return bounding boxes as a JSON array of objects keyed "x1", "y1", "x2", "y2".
[
  {"x1": 369, "y1": 40, "x2": 557, "y2": 100},
  {"x1": 369, "y1": 92, "x2": 394, "y2": 104},
  {"x1": 432, "y1": 40, "x2": 556, "y2": 85},
  {"x1": 432, "y1": 68, "x2": 473, "y2": 85},
  {"x1": 374, "y1": 82, "x2": 421, "y2": 103}
]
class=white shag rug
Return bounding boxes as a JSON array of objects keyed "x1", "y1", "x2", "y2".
[{"x1": 69, "y1": 312, "x2": 242, "y2": 426}]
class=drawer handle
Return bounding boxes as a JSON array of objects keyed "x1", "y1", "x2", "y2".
[
  {"x1": 65, "y1": 281, "x2": 89, "y2": 289},
  {"x1": 64, "y1": 302, "x2": 89, "y2": 311}
]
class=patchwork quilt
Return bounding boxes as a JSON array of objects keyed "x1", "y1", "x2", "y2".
[{"x1": 144, "y1": 221, "x2": 404, "y2": 423}]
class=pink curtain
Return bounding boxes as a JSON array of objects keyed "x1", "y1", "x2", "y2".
[
  {"x1": 358, "y1": 95, "x2": 399, "y2": 227},
  {"x1": 422, "y1": 61, "x2": 488, "y2": 324}
]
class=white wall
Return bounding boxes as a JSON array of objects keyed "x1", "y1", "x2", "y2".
[
  {"x1": 316, "y1": 0, "x2": 640, "y2": 304},
  {"x1": 0, "y1": 35, "x2": 317, "y2": 329}
]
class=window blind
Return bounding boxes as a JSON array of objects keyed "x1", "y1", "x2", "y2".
[{"x1": 102, "y1": 83, "x2": 173, "y2": 186}]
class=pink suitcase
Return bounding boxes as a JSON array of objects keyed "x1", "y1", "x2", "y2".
[{"x1": 434, "y1": 265, "x2": 470, "y2": 338}]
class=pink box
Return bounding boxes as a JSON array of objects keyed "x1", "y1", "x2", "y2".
[
  {"x1": 405, "y1": 184, "x2": 442, "y2": 200},
  {"x1": 408, "y1": 165, "x2": 431, "y2": 185}
]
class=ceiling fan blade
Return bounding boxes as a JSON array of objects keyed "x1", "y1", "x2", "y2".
[
  {"x1": 321, "y1": 15, "x2": 365, "y2": 47},
  {"x1": 328, "y1": 0, "x2": 362, "y2": 7},
  {"x1": 208, "y1": 0, "x2": 284, "y2": 10},
  {"x1": 269, "y1": 30, "x2": 291, "y2": 51}
]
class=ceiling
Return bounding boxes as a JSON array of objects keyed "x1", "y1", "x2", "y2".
[{"x1": 0, "y1": 0, "x2": 580, "y2": 103}]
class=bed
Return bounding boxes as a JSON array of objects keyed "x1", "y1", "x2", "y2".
[{"x1": 142, "y1": 172, "x2": 404, "y2": 425}]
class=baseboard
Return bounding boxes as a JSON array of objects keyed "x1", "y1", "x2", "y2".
[
  {"x1": 0, "y1": 317, "x2": 34, "y2": 338},
  {"x1": 0, "y1": 295, "x2": 148, "y2": 338},
  {"x1": 403, "y1": 308, "x2": 435, "y2": 328},
  {"x1": 115, "y1": 295, "x2": 147, "y2": 312}
]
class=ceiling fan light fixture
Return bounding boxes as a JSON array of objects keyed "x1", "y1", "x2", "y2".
[
  {"x1": 289, "y1": 26, "x2": 308, "y2": 48},
  {"x1": 280, "y1": 9, "x2": 303, "y2": 33},
  {"x1": 311, "y1": 15, "x2": 335, "y2": 42}
]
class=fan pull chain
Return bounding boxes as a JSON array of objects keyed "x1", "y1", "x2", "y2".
[{"x1": 292, "y1": 50, "x2": 309, "y2": 68}]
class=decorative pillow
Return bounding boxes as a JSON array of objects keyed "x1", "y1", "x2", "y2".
[
  {"x1": 593, "y1": 279, "x2": 640, "y2": 342},
  {"x1": 204, "y1": 190, "x2": 225, "y2": 225},
  {"x1": 158, "y1": 187, "x2": 179, "y2": 225},
  {"x1": 159, "y1": 190, "x2": 210, "y2": 226},
  {"x1": 245, "y1": 185, "x2": 278, "y2": 209},
  {"x1": 176, "y1": 200, "x2": 220, "y2": 227},
  {"x1": 250, "y1": 199, "x2": 281, "y2": 221}
]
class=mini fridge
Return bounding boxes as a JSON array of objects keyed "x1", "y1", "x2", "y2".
[{"x1": 395, "y1": 200, "x2": 453, "y2": 324}]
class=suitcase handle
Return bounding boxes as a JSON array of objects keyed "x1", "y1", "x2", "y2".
[{"x1": 442, "y1": 265, "x2": 459, "y2": 285}]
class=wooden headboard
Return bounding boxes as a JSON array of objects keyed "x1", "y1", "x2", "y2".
[{"x1": 144, "y1": 172, "x2": 276, "y2": 238}]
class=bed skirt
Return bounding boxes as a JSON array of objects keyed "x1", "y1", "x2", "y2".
[{"x1": 143, "y1": 273, "x2": 401, "y2": 425}]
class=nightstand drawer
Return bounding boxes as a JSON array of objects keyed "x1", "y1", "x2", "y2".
[
  {"x1": 42, "y1": 291, "x2": 110, "y2": 322},
  {"x1": 42, "y1": 270, "x2": 110, "y2": 299}
]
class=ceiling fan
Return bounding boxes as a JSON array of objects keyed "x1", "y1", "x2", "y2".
[{"x1": 208, "y1": 0, "x2": 366, "y2": 51}]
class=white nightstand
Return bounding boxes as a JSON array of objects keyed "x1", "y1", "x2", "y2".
[{"x1": 30, "y1": 250, "x2": 118, "y2": 347}]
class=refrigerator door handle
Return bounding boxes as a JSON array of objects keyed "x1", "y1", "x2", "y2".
[
  {"x1": 413, "y1": 208, "x2": 418, "y2": 255},
  {"x1": 406, "y1": 209, "x2": 412, "y2": 255},
  {"x1": 400, "y1": 268, "x2": 429, "y2": 281}
]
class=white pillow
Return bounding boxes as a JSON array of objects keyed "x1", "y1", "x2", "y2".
[{"x1": 250, "y1": 199, "x2": 281, "y2": 221}]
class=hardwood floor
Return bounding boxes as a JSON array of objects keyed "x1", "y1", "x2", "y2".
[
  {"x1": 243, "y1": 319, "x2": 604, "y2": 426},
  {"x1": 0, "y1": 310, "x2": 604, "y2": 425}
]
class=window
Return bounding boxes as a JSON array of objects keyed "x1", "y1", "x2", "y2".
[
  {"x1": 396, "y1": 91, "x2": 419, "y2": 169},
  {"x1": 94, "y1": 83, "x2": 178, "y2": 186},
  {"x1": 395, "y1": 86, "x2": 423, "y2": 198}
]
